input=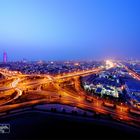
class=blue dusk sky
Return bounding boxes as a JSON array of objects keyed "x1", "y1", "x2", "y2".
[{"x1": 0, "y1": 0, "x2": 140, "y2": 61}]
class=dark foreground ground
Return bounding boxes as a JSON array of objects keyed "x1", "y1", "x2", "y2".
[{"x1": 0, "y1": 110, "x2": 140, "y2": 140}]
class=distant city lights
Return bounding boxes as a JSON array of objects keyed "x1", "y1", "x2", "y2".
[{"x1": 106, "y1": 60, "x2": 114, "y2": 69}]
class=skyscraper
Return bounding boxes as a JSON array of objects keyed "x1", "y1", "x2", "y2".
[{"x1": 3, "y1": 52, "x2": 7, "y2": 63}]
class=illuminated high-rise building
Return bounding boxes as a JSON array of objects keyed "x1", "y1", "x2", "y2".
[{"x1": 3, "y1": 52, "x2": 7, "y2": 63}]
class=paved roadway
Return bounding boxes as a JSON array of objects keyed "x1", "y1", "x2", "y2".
[
  {"x1": 121, "y1": 63, "x2": 140, "y2": 81},
  {"x1": 0, "y1": 66, "x2": 140, "y2": 128}
]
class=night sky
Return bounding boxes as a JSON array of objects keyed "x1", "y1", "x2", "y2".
[{"x1": 0, "y1": 0, "x2": 140, "y2": 61}]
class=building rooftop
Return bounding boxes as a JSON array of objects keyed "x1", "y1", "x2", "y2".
[
  {"x1": 124, "y1": 77, "x2": 140, "y2": 102},
  {"x1": 96, "y1": 88, "x2": 102, "y2": 93},
  {"x1": 92, "y1": 77, "x2": 121, "y2": 87},
  {"x1": 125, "y1": 78, "x2": 140, "y2": 92}
]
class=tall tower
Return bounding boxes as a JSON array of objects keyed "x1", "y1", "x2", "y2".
[{"x1": 3, "y1": 52, "x2": 7, "y2": 63}]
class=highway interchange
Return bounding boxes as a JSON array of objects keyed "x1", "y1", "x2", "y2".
[{"x1": 0, "y1": 63, "x2": 140, "y2": 129}]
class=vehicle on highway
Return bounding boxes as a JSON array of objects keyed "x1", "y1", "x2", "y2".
[
  {"x1": 85, "y1": 96, "x2": 93, "y2": 103},
  {"x1": 103, "y1": 101, "x2": 116, "y2": 109},
  {"x1": 129, "y1": 108, "x2": 140, "y2": 116}
]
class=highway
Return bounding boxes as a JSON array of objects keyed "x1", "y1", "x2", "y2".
[
  {"x1": 0, "y1": 77, "x2": 23, "y2": 106},
  {"x1": 121, "y1": 63, "x2": 140, "y2": 81},
  {"x1": 0, "y1": 65, "x2": 140, "y2": 128}
]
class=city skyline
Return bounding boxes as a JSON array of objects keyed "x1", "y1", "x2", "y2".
[
  {"x1": 0, "y1": 1, "x2": 140, "y2": 139},
  {"x1": 0, "y1": 51, "x2": 139, "y2": 62},
  {"x1": 0, "y1": 0, "x2": 140, "y2": 61},
  {"x1": 0, "y1": 58, "x2": 140, "y2": 140}
]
